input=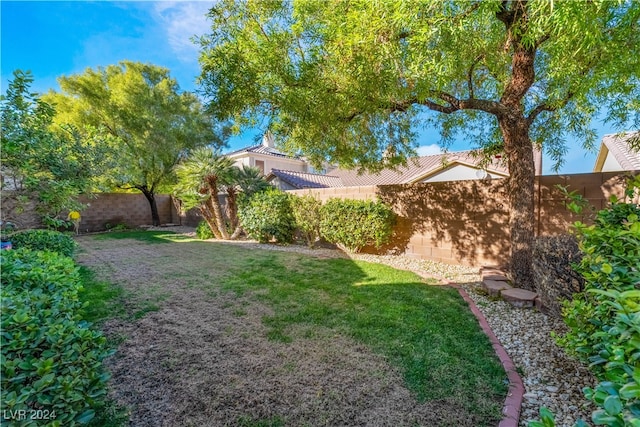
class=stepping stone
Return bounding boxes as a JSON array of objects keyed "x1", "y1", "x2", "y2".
[
  {"x1": 483, "y1": 279, "x2": 513, "y2": 297},
  {"x1": 501, "y1": 288, "x2": 538, "y2": 308},
  {"x1": 482, "y1": 273, "x2": 509, "y2": 282}
]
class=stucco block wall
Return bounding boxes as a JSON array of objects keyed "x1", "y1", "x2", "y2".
[
  {"x1": 290, "y1": 171, "x2": 638, "y2": 268},
  {"x1": 77, "y1": 193, "x2": 176, "y2": 232}
]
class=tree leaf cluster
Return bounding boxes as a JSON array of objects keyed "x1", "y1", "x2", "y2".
[{"x1": 1, "y1": 71, "x2": 101, "y2": 226}]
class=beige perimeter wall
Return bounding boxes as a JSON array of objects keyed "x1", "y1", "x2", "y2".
[
  {"x1": 289, "y1": 171, "x2": 638, "y2": 267},
  {"x1": 4, "y1": 171, "x2": 636, "y2": 268}
]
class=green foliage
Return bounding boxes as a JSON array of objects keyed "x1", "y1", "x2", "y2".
[
  {"x1": 1, "y1": 70, "x2": 98, "y2": 225},
  {"x1": 196, "y1": 220, "x2": 216, "y2": 240},
  {"x1": 198, "y1": 0, "x2": 640, "y2": 290},
  {"x1": 541, "y1": 179, "x2": 640, "y2": 427},
  {"x1": 319, "y1": 198, "x2": 395, "y2": 253},
  {"x1": 10, "y1": 229, "x2": 77, "y2": 257},
  {"x1": 198, "y1": 1, "x2": 639, "y2": 170},
  {"x1": 45, "y1": 61, "x2": 225, "y2": 225},
  {"x1": 291, "y1": 194, "x2": 322, "y2": 248},
  {"x1": 1, "y1": 248, "x2": 111, "y2": 426},
  {"x1": 239, "y1": 188, "x2": 296, "y2": 243}
]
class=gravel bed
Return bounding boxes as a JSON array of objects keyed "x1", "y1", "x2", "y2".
[{"x1": 148, "y1": 226, "x2": 597, "y2": 426}]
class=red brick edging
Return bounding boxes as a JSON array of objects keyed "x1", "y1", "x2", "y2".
[{"x1": 454, "y1": 285, "x2": 524, "y2": 427}]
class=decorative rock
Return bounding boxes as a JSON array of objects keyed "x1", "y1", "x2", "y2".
[
  {"x1": 483, "y1": 279, "x2": 513, "y2": 297},
  {"x1": 501, "y1": 288, "x2": 538, "y2": 308}
]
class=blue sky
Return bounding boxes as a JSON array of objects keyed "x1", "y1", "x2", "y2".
[{"x1": 0, "y1": 1, "x2": 625, "y2": 173}]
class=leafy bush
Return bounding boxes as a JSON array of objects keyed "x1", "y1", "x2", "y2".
[
  {"x1": 291, "y1": 194, "x2": 323, "y2": 248},
  {"x1": 319, "y1": 198, "x2": 395, "y2": 252},
  {"x1": 1, "y1": 248, "x2": 111, "y2": 426},
  {"x1": 239, "y1": 188, "x2": 296, "y2": 243},
  {"x1": 10, "y1": 229, "x2": 77, "y2": 257},
  {"x1": 196, "y1": 220, "x2": 216, "y2": 240},
  {"x1": 531, "y1": 178, "x2": 640, "y2": 427}
]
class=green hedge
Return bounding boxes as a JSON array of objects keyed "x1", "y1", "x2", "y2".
[
  {"x1": 1, "y1": 248, "x2": 111, "y2": 426},
  {"x1": 9, "y1": 229, "x2": 77, "y2": 257},
  {"x1": 239, "y1": 188, "x2": 296, "y2": 243},
  {"x1": 319, "y1": 198, "x2": 395, "y2": 252},
  {"x1": 291, "y1": 194, "x2": 323, "y2": 248}
]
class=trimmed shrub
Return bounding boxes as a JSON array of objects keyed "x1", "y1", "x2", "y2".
[
  {"x1": 532, "y1": 234, "x2": 584, "y2": 317},
  {"x1": 291, "y1": 194, "x2": 322, "y2": 248},
  {"x1": 239, "y1": 188, "x2": 296, "y2": 243},
  {"x1": 319, "y1": 198, "x2": 395, "y2": 252},
  {"x1": 1, "y1": 248, "x2": 111, "y2": 426},
  {"x1": 10, "y1": 229, "x2": 77, "y2": 257},
  {"x1": 196, "y1": 220, "x2": 216, "y2": 240}
]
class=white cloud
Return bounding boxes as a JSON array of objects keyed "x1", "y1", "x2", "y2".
[
  {"x1": 416, "y1": 144, "x2": 443, "y2": 156},
  {"x1": 152, "y1": 2, "x2": 212, "y2": 61}
]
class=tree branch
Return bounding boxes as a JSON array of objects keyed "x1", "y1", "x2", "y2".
[
  {"x1": 467, "y1": 55, "x2": 484, "y2": 99},
  {"x1": 526, "y1": 90, "x2": 574, "y2": 125}
]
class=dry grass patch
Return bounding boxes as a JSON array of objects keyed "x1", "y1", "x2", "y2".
[{"x1": 76, "y1": 231, "x2": 506, "y2": 426}]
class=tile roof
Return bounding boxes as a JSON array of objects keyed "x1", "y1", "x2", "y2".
[
  {"x1": 326, "y1": 150, "x2": 510, "y2": 187},
  {"x1": 260, "y1": 149, "x2": 539, "y2": 189},
  {"x1": 226, "y1": 144, "x2": 296, "y2": 159},
  {"x1": 267, "y1": 169, "x2": 344, "y2": 189},
  {"x1": 596, "y1": 131, "x2": 640, "y2": 171}
]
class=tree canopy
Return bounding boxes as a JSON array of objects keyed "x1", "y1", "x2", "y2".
[
  {"x1": 1, "y1": 70, "x2": 102, "y2": 227},
  {"x1": 197, "y1": 0, "x2": 640, "y2": 287},
  {"x1": 45, "y1": 61, "x2": 226, "y2": 225}
]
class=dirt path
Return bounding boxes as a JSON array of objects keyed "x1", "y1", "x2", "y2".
[{"x1": 76, "y1": 236, "x2": 481, "y2": 427}]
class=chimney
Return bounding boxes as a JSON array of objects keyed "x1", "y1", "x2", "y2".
[{"x1": 262, "y1": 131, "x2": 275, "y2": 148}]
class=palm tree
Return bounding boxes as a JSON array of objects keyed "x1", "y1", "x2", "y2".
[{"x1": 174, "y1": 147, "x2": 236, "y2": 239}]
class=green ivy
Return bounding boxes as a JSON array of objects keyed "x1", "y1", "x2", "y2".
[
  {"x1": 9, "y1": 229, "x2": 77, "y2": 257},
  {"x1": 1, "y1": 249, "x2": 111, "y2": 426},
  {"x1": 319, "y1": 198, "x2": 395, "y2": 253},
  {"x1": 239, "y1": 188, "x2": 296, "y2": 244}
]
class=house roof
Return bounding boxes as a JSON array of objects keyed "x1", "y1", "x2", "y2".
[
  {"x1": 594, "y1": 131, "x2": 640, "y2": 172},
  {"x1": 226, "y1": 143, "x2": 297, "y2": 159},
  {"x1": 267, "y1": 169, "x2": 343, "y2": 189},
  {"x1": 265, "y1": 150, "x2": 517, "y2": 189},
  {"x1": 326, "y1": 150, "x2": 511, "y2": 187}
]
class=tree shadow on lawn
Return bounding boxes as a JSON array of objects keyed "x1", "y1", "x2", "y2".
[{"x1": 77, "y1": 236, "x2": 507, "y2": 427}]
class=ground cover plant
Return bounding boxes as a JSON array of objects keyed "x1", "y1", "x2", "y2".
[
  {"x1": 9, "y1": 229, "x2": 77, "y2": 257},
  {"x1": 1, "y1": 248, "x2": 111, "y2": 426},
  {"x1": 75, "y1": 231, "x2": 507, "y2": 426}
]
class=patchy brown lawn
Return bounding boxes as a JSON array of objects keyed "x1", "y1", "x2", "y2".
[{"x1": 76, "y1": 234, "x2": 501, "y2": 427}]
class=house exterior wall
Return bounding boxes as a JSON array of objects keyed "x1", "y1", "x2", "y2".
[
  {"x1": 419, "y1": 164, "x2": 505, "y2": 183},
  {"x1": 601, "y1": 153, "x2": 623, "y2": 172},
  {"x1": 289, "y1": 171, "x2": 637, "y2": 268},
  {"x1": 229, "y1": 153, "x2": 307, "y2": 174}
]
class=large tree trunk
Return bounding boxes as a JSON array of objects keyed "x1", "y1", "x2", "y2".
[
  {"x1": 140, "y1": 187, "x2": 160, "y2": 226},
  {"x1": 499, "y1": 116, "x2": 535, "y2": 290}
]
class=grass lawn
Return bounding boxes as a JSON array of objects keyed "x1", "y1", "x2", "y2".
[{"x1": 77, "y1": 231, "x2": 507, "y2": 426}]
